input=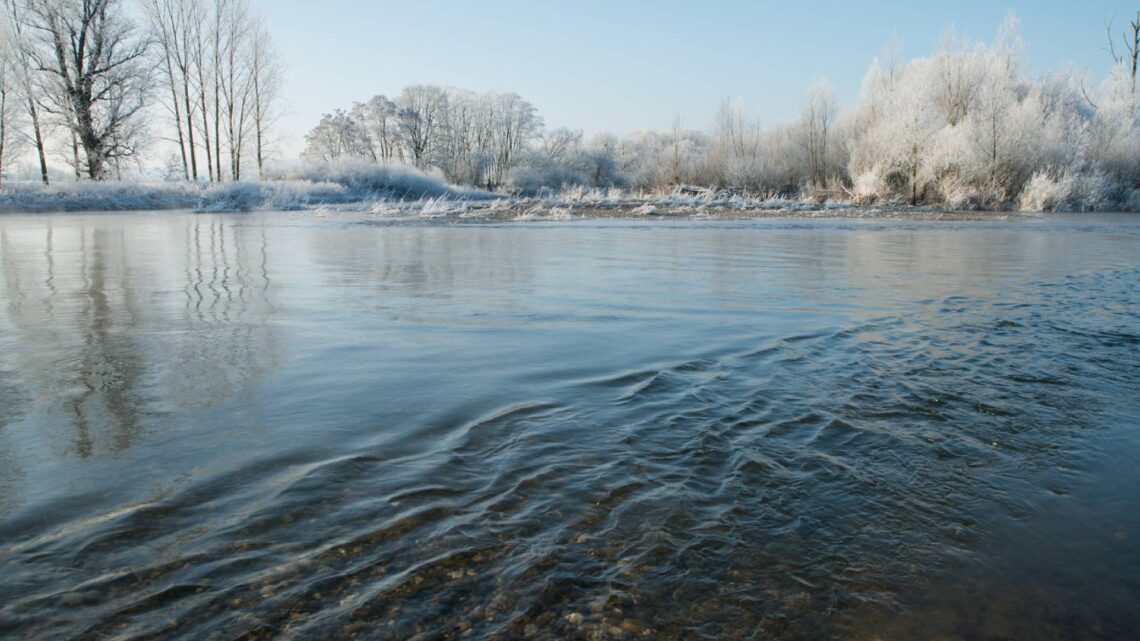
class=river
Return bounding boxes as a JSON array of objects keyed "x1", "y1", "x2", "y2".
[{"x1": 0, "y1": 212, "x2": 1137, "y2": 640}]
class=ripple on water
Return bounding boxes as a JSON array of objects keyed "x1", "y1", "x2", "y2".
[{"x1": 0, "y1": 222, "x2": 1137, "y2": 640}]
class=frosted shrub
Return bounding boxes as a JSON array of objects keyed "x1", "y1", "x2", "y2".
[
  {"x1": 939, "y1": 176, "x2": 985, "y2": 211},
  {"x1": 1018, "y1": 171, "x2": 1075, "y2": 211},
  {"x1": 1124, "y1": 189, "x2": 1140, "y2": 212},
  {"x1": 851, "y1": 171, "x2": 884, "y2": 204},
  {"x1": 1071, "y1": 171, "x2": 1127, "y2": 211},
  {"x1": 1018, "y1": 170, "x2": 1123, "y2": 212}
]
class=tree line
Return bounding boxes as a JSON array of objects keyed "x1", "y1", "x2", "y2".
[
  {"x1": 304, "y1": 86, "x2": 543, "y2": 191},
  {"x1": 0, "y1": 0, "x2": 282, "y2": 187},
  {"x1": 306, "y1": 13, "x2": 1140, "y2": 210}
]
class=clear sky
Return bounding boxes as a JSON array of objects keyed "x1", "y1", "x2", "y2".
[{"x1": 252, "y1": 1, "x2": 1140, "y2": 157}]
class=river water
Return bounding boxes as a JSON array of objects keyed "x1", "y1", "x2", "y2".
[{"x1": 0, "y1": 212, "x2": 1137, "y2": 640}]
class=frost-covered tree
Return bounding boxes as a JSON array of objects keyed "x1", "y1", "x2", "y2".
[
  {"x1": 352, "y1": 95, "x2": 402, "y2": 164},
  {"x1": 0, "y1": 25, "x2": 23, "y2": 187},
  {"x1": 143, "y1": 0, "x2": 281, "y2": 182},
  {"x1": 395, "y1": 84, "x2": 447, "y2": 170},
  {"x1": 578, "y1": 131, "x2": 623, "y2": 187},
  {"x1": 303, "y1": 109, "x2": 370, "y2": 164},
  {"x1": 249, "y1": 15, "x2": 281, "y2": 179},
  {"x1": 537, "y1": 127, "x2": 581, "y2": 163},
  {"x1": 296, "y1": 11, "x2": 1140, "y2": 209},
  {"x1": 796, "y1": 78, "x2": 838, "y2": 185},
  {"x1": 932, "y1": 28, "x2": 983, "y2": 127},
  {"x1": 841, "y1": 12, "x2": 1140, "y2": 210},
  {"x1": 849, "y1": 58, "x2": 943, "y2": 204},
  {"x1": 1091, "y1": 62, "x2": 1140, "y2": 184},
  {"x1": 2, "y1": 0, "x2": 50, "y2": 184},
  {"x1": 23, "y1": 0, "x2": 153, "y2": 180},
  {"x1": 964, "y1": 56, "x2": 1031, "y2": 202},
  {"x1": 435, "y1": 88, "x2": 486, "y2": 185},
  {"x1": 485, "y1": 92, "x2": 541, "y2": 188},
  {"x1": 307, "y1": 85, "x2": 542, "y2": 191},
  {"x1": 143, "y1": 0, "x2": 192, "y2": 179},
  {"x1": 708, "y1": 98, "x2": 763, "y2": 188}
]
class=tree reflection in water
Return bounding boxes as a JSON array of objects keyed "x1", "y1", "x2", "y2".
[{"x1": 0, "y1": 217, "x2": 279, "y2": 470}]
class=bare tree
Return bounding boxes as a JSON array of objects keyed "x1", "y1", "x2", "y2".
[
  {"x1": 3, "y1": 0, "x2": 51, "y2": 184},
  {"x1": 303, "y1": 109, "x2": 368, "y2": 164},
  {"x1": 211, "y1": 0, "x2": 223, "y2": 180},
  {"x1": 25, "y1": 0, "x2": 152, "y2": 180},
  {"x1": 352, "y1": 95, "x2": 402, "y2": 164},
  {"x1": 188, "y1": 0, "x2": 212, "y2": 180},
  {"x1": 709, "y1": 97, "x2": 763, "y2": 187},
  {"x1": 436, "y1": 88, "x2": 482, "y2": 184},
  {"x1": 798, "y1": 77, "x2": 838, "y2": 185},
  {"x1": 142, "y1": 0, "x2": 189, "y2": 179},
  {"x1": 1106, "y1": 12, "x2": 1140, "y2": 96},
  {"x1": 486, "y1": 92, "x2": 541, "y2": 188},
  {"x1": 173, "y1": 0, "x2": 202, "y2": 179},
  {"x1": 218, "y1": 0, "x2": 254, "y2": 179},
  {"x1": 395, "y1": 84, "x2": 448, "y2": 170},
  {"x1": 0, "y1": 32, "x2": 20, "y2": 187},
  {"x1": 667, "y1": 115, "x2": 684, "y2": 185},
  {"x1": 249, "y1": 14, "x2": 280, "y2": 179},
  {"x1": 538, "y1": 127, "x2": 581, "y2": 163}
]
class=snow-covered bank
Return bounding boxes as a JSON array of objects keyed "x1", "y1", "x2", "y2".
[
  {"x1": 0, "y1": 178, "x2": 1128, "y2": 219},
  {"x1": 322, "y1": 186, "x2": 1031, "y2": 222},
  {"x1": 0, "y1": 181, "x2": 349, "y2": 213},
  {"x1": 0, "y1": 165, "x2": 494, "y2": 214}
]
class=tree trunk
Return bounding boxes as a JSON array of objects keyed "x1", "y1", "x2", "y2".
[
  {"x1": 71, "y1": 129, "x2": 81, "y2": 181},
  {"x1": 30, "y1": 103, "x2": 49, "y2": 186},
  {"x1": 166, "y1": 56, "x2": 190, "y2": 180},
  {"x1": 183, "y1": 73, "x2": 198, "y2": 180},
  {"x1": 911, "y1": 146, "x2": 918, "y2": 206}
]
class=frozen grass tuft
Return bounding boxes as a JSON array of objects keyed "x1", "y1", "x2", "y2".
[{"x1": 1016, "y1": 170, "x2": 1134, "y2": 213}]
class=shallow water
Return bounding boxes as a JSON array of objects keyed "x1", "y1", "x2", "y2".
[{"x1": 0, "y1": 212, "x2": 1137, "y2": 641}]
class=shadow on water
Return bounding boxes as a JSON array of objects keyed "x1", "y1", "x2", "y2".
[{"x1": 0, "y1": 215, "x2": 1137, "y2": 640}]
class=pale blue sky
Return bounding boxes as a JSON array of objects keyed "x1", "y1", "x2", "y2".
[{"x1": 253, "y1": 1, "x2": 1139, "y2": 156}]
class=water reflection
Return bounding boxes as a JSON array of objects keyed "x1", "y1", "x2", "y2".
[
  {"x1": 310, "y1": 225, "x2": 536, "y2": 294},
  {"x1": 307, "y1": 226, "x2": 539, "y2": 331},
  {"x1": 1, "y1": 223, "x2": 147, "y2": 458},
  {"x1": 164, "y1": 220, "x2": 277, "y2": 411},
  {"x1": 0, "y1": 216, "x2": 280, "y2": 502},
  {"x1": 0, "y1": 367, "x2": 26, "y2": 515}
]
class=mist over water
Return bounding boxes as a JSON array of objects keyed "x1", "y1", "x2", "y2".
[{"x1": 0, "y1": 213, "x2": 1138, "y2": 640}]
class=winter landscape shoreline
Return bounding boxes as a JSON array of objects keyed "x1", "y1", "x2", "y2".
[{"x1": 0, "y1": 180, "x2": 1045, "y2": 221}]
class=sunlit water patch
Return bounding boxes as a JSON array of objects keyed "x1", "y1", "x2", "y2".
[{"x1": 0, "y1": 213, "x2": 1138, "y2": 640}]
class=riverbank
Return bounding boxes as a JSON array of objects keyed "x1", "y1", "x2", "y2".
[
  {"x1": 347, "y1": 198, "x2": 1032, "y2": 222},
  {"x1": 0, "y1": 167, "x2": 489, "y2": 214},
  {"x1": 0, "y1": 179, "x2": 1054, "y2": 221}
]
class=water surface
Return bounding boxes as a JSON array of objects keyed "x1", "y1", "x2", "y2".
[{"x1": 0, "y1": 212, "x2": 1138, "y2": 640}]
